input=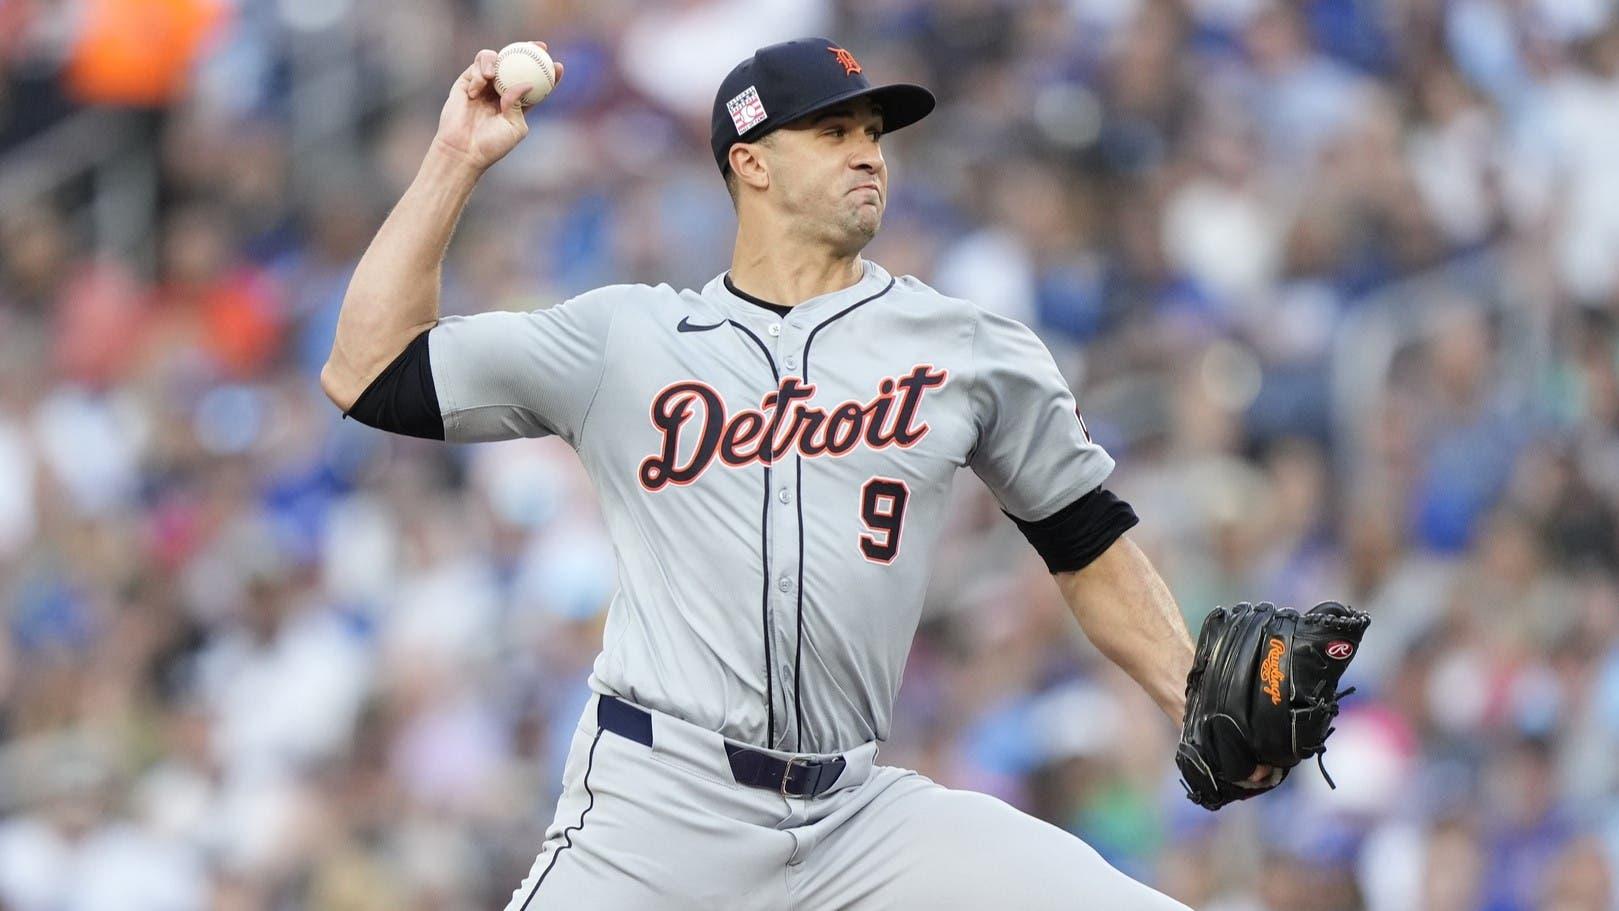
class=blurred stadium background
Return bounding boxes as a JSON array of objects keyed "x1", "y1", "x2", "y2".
[{"x1": 3, "y1": 0, "x2": 1619, "y2": 908}]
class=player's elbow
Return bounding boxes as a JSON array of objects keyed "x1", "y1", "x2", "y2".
[{"x1": 319, "y1": 358, "x2": 361, "y2": 413}]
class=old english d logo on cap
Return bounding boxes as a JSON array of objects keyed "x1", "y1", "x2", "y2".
[{"x1": 828, "y1": 46, "x2": 862, "y2": 76}]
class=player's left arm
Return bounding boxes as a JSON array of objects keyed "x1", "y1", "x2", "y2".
[
  {"x1": 965, "y1": 307, "x2": 1245, "y2": 744},
  {"x1": 1051, "y1": 529, "x2": 1272, "y2": 783},
  {"x1": 1051, "y1": 535, "x2": 1193, "y2": 723}
]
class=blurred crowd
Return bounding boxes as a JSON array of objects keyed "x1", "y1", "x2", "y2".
[{"x1": 3, "y1": 0, "x2": 1619, "y2": 908}]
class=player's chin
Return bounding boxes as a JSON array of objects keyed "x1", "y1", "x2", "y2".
[{"x1": 846, "y1": 201, "x2": 882, "y2": 238}]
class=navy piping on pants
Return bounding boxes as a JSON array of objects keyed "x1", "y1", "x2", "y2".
[{"x1": 518, "y1": 728, "x2": 603, "y2": 910}]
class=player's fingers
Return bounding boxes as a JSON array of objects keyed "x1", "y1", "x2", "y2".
[
  {"x1": 464, "y1": 49, "x2": 497, "y2": 98},
  {"x1": 457, "y1": 62, "x2": 480, "y2": 96},
  {"x1": 553, "y1": 60, "x2": 565, "y2": 86},
  {"x1": 499, "y1": 83, "x2": 533, "y2": 122},
  {"x1": 1244, "y1": 764, "x2": 1281, "y2": 786}
]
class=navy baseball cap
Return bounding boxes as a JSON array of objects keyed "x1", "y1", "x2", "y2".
[{"x1": 710, "y1": 38, "x2": 935, "y2": 174}]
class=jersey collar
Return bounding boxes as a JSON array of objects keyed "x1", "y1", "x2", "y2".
[
  {"x1": 708, "y1": 260, "x2": 892, "y2": 326},
  {"x1": 724, "y1": 275, "x2": 793, "y2": 318}
]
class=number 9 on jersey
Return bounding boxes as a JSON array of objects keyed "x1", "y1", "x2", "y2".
[{"x1": 859, "y1": 477, "x2": 909, "y2": 564}]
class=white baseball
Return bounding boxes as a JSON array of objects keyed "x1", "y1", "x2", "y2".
[{"x1": 494, "y1": 42, "x2": 556, "y2": 108}]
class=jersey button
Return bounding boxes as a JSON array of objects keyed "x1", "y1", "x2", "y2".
[
  {"x1": 778, "y1": 488, "x2": 792, "y2": 504},
  {"x1": 777, "y1": 576, "x2": 793, "y2": 593},
  {"x1": 768, "y1": 323, "x2": 782, "y2": 337},
  {"x1": 784, "y1": 354, "x2": 799, "y2": 369}
]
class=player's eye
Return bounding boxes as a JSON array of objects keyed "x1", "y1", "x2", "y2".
[{"x1": 824, "y1": 126, "x2": 845, "y2": 138}]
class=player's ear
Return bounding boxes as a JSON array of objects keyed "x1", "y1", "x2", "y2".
[{"x1": 729, "y1": 143, "x2": 770, "y2": 193}]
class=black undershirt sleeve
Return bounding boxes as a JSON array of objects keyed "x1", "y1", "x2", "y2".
[
  {"x1": 1007, "y1": 486, "x2": 1139, "y2": 574},
  {"x1": 343, "y1": 329, "x2": 445, "y2": 440}
]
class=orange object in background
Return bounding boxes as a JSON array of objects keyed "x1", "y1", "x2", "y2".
[
  {"x1": 197, "y1": 267, "x2": 285, "y2": 378},
  {"x1": 64, "y1": 0, "x2": 227, "y2": 107}
]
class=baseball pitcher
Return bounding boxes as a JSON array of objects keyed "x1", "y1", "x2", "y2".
[{"x1": 321, "y1": 37, "x2": 1367, "y2": 910}]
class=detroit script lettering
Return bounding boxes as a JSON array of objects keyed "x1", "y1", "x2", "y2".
[{"x1": 638, "y1": 365, "x2": 948, "y2": 491}]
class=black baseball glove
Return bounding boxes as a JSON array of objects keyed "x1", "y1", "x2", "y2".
[{"x1": 1175, "y1": 601, "x2": 1370, "y2": 811}]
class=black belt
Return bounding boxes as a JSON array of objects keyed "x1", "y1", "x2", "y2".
[{"x1": 598, "y1": 695, "x2": 847, "y2": 798}]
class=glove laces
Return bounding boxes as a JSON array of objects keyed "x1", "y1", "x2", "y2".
[{"x1": 1311, "y1": 685, "x2": 1356, "y2": 790}]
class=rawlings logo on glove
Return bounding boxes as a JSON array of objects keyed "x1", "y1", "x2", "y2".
[
  {"x1": 1176, "y1": 601, "x2": 1370, "y2": 811},
  {"x1": 1259, "y1": 637, "x2": 1285, "y2": 705}
]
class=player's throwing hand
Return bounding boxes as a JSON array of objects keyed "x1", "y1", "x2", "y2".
[{"x1": 433, "y1": 43, "x2": 564, "y2": 172}]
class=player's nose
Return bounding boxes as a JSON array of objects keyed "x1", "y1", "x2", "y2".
[{"x1": 850, "y1": 142, "x2": 883, "y2": 175}]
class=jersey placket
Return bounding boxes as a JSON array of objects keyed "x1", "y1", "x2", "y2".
[{"x1": 767, "y1": 313, "x2": 809, "y2": 752}]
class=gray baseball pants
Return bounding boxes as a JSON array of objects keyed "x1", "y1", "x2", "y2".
[{"x1": 503, "y1": 692, "x2": 1190, "y2": 910}]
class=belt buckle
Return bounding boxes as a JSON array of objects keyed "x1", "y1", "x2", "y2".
[{"x1": 780, "y1": 756, "x2": 809, "y2": 798}]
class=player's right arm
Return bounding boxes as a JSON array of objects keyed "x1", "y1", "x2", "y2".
[{"x1": 319, "y1": 45, "x2": 561, "y2": 415}]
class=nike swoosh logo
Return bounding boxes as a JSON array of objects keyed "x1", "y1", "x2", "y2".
[{"x1": 677, "y1": 316, "x2": 725, "y2": 333}]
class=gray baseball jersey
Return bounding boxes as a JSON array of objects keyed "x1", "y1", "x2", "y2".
[{"x1": 429, "y1": 259, "x2": 1114, "y2": 754}]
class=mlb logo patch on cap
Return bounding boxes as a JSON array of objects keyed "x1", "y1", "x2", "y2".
[{"x1": 727, "y1": 86, "x2": 768, "y2": 134}]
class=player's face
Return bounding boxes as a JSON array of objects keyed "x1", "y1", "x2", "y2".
[{"x1": 765, "y1": 100, "x2": 887, "y2": 253}]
